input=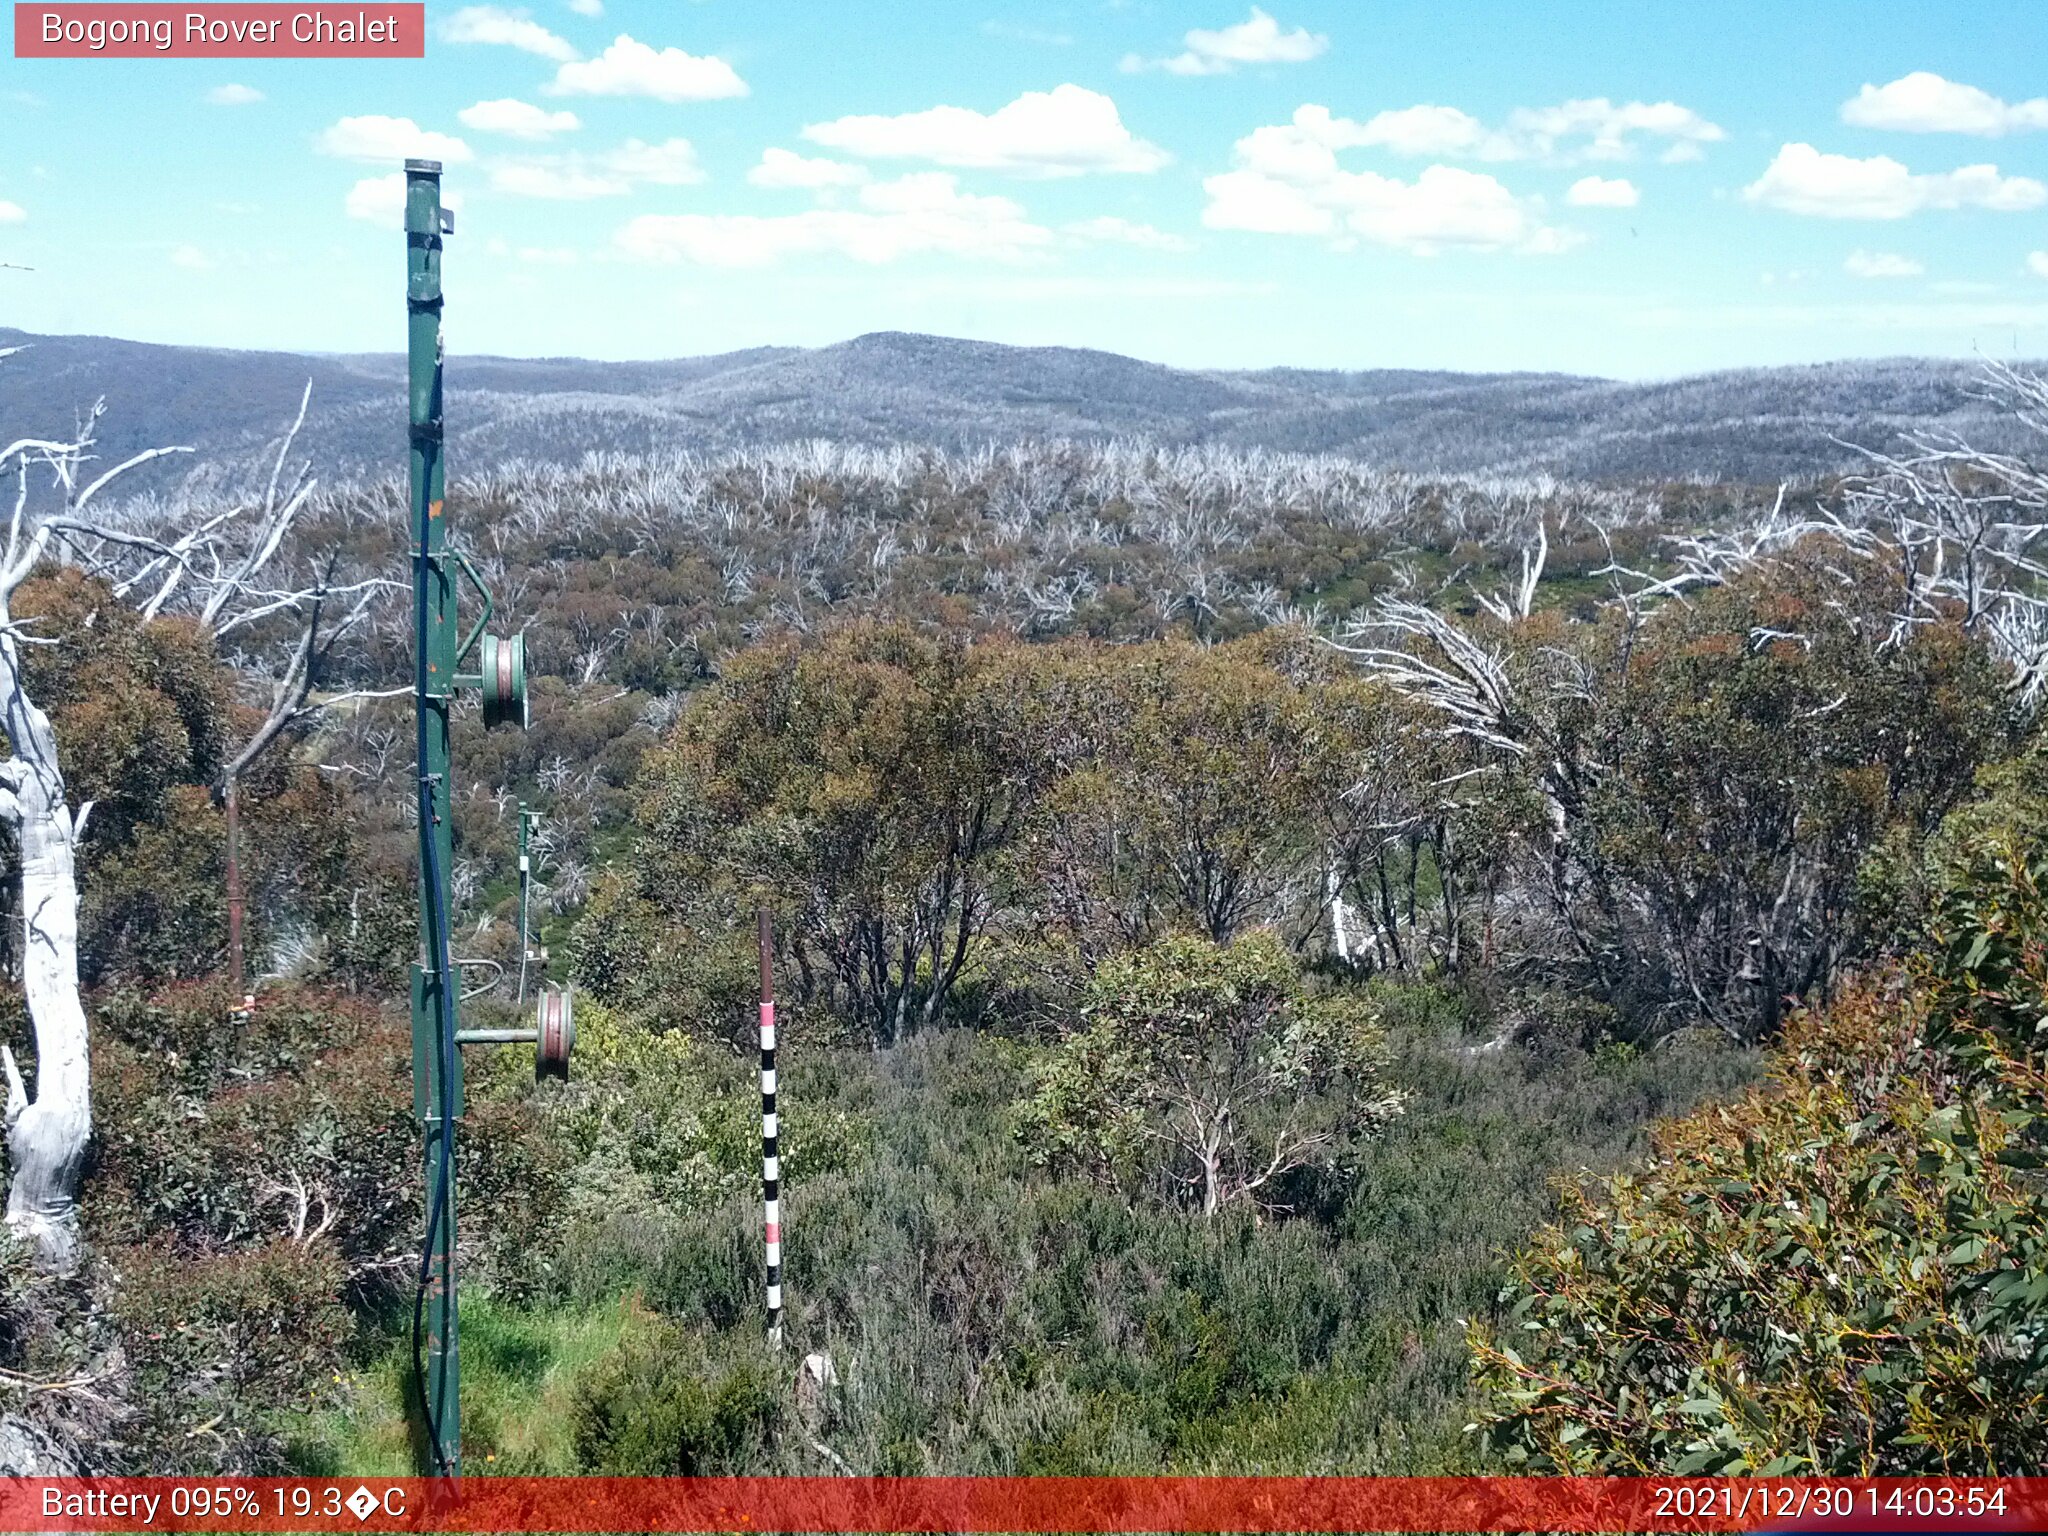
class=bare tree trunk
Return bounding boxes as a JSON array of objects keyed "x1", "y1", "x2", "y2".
[
  {"x1": 1325, "y1": 855, "x2": 1352, "y2": 965},
  {"x1": 1199, "y1": 1118, "x2": 1223, "y2": 1219},
  {"x1": 0, "y1": 632, "x2": 90, "y2": 1272}
]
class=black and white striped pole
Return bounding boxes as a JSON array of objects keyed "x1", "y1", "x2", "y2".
[{"x1": 759, "y1": 909, "x2": 782, "y2": 1349}]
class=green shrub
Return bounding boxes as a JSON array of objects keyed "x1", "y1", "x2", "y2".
[
  {"x1": 570, "y1": 1324, "x2": 781, "y2": 1474},
  {"x1": 108, "y1": 1238, "x2": 351, "y2": 1473},
  {"x1": 1471, "y1": 826, "x2": 2048, "y2": 1473},
  {"x1": 542, "y1": 1000, "x2": 865, "y2": 1224},
  {"x1": 1016, "y1": 931, "x2": 1402, "y2": 1217},
  {"x1": 66, "y1": 977, "x2": 568, "y2": 1471}
]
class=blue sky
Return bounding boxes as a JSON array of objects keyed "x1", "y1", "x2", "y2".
[{"x1": 4, "y1": 1, "x2": 2047, "y2": 376}]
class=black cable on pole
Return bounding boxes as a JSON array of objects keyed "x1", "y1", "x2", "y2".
[{"x1": 409, "y1": 418, "x2": 458, "y2": 1480}]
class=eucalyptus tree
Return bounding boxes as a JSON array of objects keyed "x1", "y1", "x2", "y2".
[
  {"x1": 629, "y1": 621, "x2": 1037, "y2": 1044},
  {"x1": 1343, "y1": 385, "x2": 2042, "y2": 1042}
]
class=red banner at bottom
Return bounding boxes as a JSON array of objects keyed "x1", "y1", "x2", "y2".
[{"x1": 1, "y1": 1477, "x2": 2044, "y2": 1533}]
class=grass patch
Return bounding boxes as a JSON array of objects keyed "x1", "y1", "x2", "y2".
[{"x1": 286, "y1": 1293, "x2": 650, "y2": 1474}]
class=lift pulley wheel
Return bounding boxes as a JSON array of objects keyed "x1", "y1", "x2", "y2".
[
  {"x1": 479, "y1": 632, "x2": 529, "y2": 731},
  {"x1": 536, "y1": 985, "x2": 574, "y2": 1081}
]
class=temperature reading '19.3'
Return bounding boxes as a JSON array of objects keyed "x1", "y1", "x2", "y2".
[
  {"x1": 273, "y1": 1486, "x2": 343, "y2": 1518},
  {"x1": 271, "y1": 1486, "x2": 409, "y2": 1519}
]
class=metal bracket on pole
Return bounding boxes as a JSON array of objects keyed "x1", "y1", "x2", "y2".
[{"x1": 449, "y1": 548, "x2": 495, "y2": 668}]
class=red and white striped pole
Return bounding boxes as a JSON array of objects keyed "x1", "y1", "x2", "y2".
[{"x1": 759, "y1": 909, "x2": 782, "y2": 1349}]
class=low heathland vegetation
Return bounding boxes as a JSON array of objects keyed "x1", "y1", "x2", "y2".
[{"x1": 1, "y1": 357, "x2": 2045, "y2": 1473}]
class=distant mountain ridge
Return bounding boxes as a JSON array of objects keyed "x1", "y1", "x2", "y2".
[{"x1": 1, "y1": 326, "x2": 2038, "y2": 489}]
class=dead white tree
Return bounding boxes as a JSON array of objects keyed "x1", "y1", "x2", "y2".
[
  {"x1": 1334, "y1": 365, "x2": 2048, "y2": 1041},
  {"x1": 1474, "y1": 516, "x2": 1548, "y2": 624},
  {"x1": 1837, "y1": 362, "x2": 2048, "y2": 706},
  {"x1": 0, "y1": 365, "x2": 191, "y2": 1268},
  {"x1": 0, "y1": 363, "x2": 389, "y2": 1266}
]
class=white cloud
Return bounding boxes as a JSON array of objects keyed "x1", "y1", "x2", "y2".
[
  {"x1": 1841, "y1": 72, "x2": 2048, "y2": 136},
  {"x1": 547, "y1": 35, "x2": 747, "y2": 102},
  {"x1": 606, "y1": 138, "x2": 704, "y2": 185},
  {"x1": 1339, "y1": 104, "x2": 1500, "y2": 158},
  {"x1": 748, "y1": 148, "x2": 870, "y2": 190},
  {"x1": 1202, "y1": 108, "x2": 1579, "y2": 254},
  {"x1": 345, "y1": 174, "x2": 466, "y2": 226},
  {"x1": 441, "y1": 5, "x2": 578, "y2": 62},
  {"x1": 205, "y1": 84, "x2": 263, "y2": 106},
  {"x1": 1845, "y1": 249, "x2": 1924, "y2": 279},
  {"x1": 1204, "y1": 127, "x2": 1574, "y2": 255},
  {"x1": 1123, "y1": 7, "x2": 1327, "y2": 76},
  {"x1": 1742, "y1": 142, "x2": 2046, "y2": 219},
  {"x1": 617, "y1": 172, "x2": 1052, "y2": 266},
  {"x1": 0, "y1": 201, "x2": 26, "y2": 224},
  {"x1": 1566, "y1": 175, "x2": 1638, "y2": 207},
  {"x1": 1064, "y1": 215, "x2": 1194, "y2": 251},
  {"x1": 459, "y1": 98, "x2": 581, "y2": 139},
  {"x1": 802, "y1": 85, "x2": 1168, "y2": 178},
  {"x1": 566, "y1": 0, "x2": 602, "y2": 13},
  {"x1": 1506, "y1": 98, "x2": 1725, "y2": 161},
  {"x1": 1518, "y1": 226, "x2": 1583, "y2": 256},
  {"x1": 318, "y1": 115, "x2": 473, "y2": 164},
  {"x1": 2029, "y1": 251, "x2": 2048, "y2": 280},
  {"x1": 1201, "y1": 170, "x2": 1336, "y2": 235},
  {"x1": 1238, "y1": 99, "x2": 1722, "y2": 169},
  {"x1": 490, "y1": 137, "x2": 704, "y2": 198},
  {"x1": 343, "y1": 178, "x2": 393, "y2": 224},
  {"x1": 169, "y1": 245, "x2": 214, "y2": 270}
]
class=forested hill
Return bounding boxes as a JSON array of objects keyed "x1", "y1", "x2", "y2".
[{"x1": 2, "y1": 325, "x2": 2038, "y2": 486}]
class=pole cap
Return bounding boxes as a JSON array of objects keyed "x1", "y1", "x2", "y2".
[{"x1": 405, "y1": 158, "x2": 444, "y2": 174}]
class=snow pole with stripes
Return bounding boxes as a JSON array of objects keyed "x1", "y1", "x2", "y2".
[{"x1": 759, "y1": 909, "x2": 783, "y2": 1348}]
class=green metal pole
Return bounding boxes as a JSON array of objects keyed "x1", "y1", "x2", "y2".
[{"x1": 406, "y1": 157, "x2": 461, "y2": 1477}]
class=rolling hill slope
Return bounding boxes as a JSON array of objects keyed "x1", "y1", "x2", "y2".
[{"x1": 1, "y1": 327, "x2": 2036, "y2": 488}]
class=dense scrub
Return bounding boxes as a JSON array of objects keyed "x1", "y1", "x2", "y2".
[
  {"x1": 1473, "y1": 752, "x2": 2048, "y2": 1472},
  {"x1": 584, "y1": 566, "x2": 2009, "y2": 1052},
  {"x1": 0, "y1": 982, "x2": 560, "y2": 1471},
  {"x1": 0, "y1": 570, "x2": 368, "y2": 987},
  {"x1": 290, "y1": 989, "x2": 1754, "y2": 1476}
]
